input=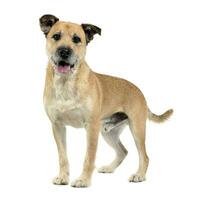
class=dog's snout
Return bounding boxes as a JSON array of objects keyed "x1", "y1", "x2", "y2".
[{"x1": 58, "y1": 47, "x2": 72, "y2": 59}]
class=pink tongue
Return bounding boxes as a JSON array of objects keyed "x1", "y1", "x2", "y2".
[{"x1": 57, "y1": 65, "x2": 71, "y2": 73}]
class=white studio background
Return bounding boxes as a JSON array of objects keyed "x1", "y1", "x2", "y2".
[{"x1": 0, "y1": 0, "x2": 199, "y2": 199}]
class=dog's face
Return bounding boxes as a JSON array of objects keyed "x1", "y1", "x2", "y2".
[{"x1": 40, "y1": 15, "x2": 101, "y2": 76}]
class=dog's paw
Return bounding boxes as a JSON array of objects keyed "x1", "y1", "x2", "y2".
[
  {"x1": 71, "y1": 177, "x2": 91, "y2": 188},
  {"x1": 53, "y1": 176, "x2": 69, "y2": 185},
  {"x1": 128, "y1": 173, "x2": 146, "y2": 182},
  {"x1": 98, "y1": 165, "x2": 115, "y2": 173}
]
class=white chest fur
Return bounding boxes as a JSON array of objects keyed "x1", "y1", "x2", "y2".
[{"x1": 44, "y1": 75, "x2": 86, "y2": 128}]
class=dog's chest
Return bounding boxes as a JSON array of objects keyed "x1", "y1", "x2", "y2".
[{"x1": 45, "y1": 76, "x2": 86, "y2": 128}]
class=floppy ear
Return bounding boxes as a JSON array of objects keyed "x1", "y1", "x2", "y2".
[
  {"x1": 39, "y1": 14, "x2": 59, "y2": 37},
  {"x1": 81, "y1": 24, "x2": 101, "y2": 44}
]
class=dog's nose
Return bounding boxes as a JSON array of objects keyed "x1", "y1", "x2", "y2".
[{"x1": 58, "y1": 47, "x2": 72, "y2": 59}]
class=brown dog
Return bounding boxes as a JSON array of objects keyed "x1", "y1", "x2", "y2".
[{"x1": 40, "y1": 14, "x2": 173, "y2": 187}]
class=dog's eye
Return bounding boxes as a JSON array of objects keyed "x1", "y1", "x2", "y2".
[
  {"x1": 52, "y1": 33, "x2": 61, "y2": 41},
  {"x1": 72, "y1": 35, "x2": 81, "y2": 44}
]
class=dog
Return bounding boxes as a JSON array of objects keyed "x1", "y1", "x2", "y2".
[{"x1": 39, "y1": 14, "x2": 173, "y2": 187}]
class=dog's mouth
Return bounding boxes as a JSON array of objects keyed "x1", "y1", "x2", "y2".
[{"x1": 55, "y1": 61, "x2": 75, "y2": 74}]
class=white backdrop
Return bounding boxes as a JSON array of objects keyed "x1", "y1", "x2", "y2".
[{"x1": 0, "y1": 0, "x2": 199, "y2": 199}]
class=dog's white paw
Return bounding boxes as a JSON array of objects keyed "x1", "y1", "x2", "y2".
[
  {"x1": 71, "y1": 177, "x2": 91, "y2": 188},
  {"x1": 53, "y1": 176, "x2": 69, "y2": 185},
  {"x1": 128, "y1": 173, "x2": 146, "y2": 182},
  {"x1": 98, "y1": 165, "x2": 114, "y2": 173}
]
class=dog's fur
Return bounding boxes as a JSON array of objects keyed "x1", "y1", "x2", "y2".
[{"x1": 40, "y1": 14, "x2": 173, "y2": 187}]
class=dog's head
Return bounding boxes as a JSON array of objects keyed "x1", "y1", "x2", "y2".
[{"x1": 39, "y1": 14, "x2": 101, "y2": 75}]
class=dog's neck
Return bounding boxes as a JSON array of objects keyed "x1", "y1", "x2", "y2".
[{"x1": 44, "y1": 60, "x2": 91, "y2": 96}]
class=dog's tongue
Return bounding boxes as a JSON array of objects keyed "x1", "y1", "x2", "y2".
[{"x1": 57, "y1": 65, "x2": 71, "y2": 73}]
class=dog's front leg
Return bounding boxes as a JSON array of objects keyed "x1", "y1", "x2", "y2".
[
  {"x1": 71, "y1": 121, "x2": 100, "y2": 187},
  {"x1": 52, "y1": 123, "x2": 69, "y2": 185}
]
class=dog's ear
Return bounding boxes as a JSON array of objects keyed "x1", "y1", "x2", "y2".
[
  {"x1": 81, "y1": 24, "x2": 101, "y2": 44},
  {"x1": 39, "y1": 14, "x2": 59, "y2": 37}
]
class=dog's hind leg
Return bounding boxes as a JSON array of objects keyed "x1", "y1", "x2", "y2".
[
  {"x1": 98, "y1": 119, "x2": 128, "y2": 173},
  {"x1": 128, "y1": 113, "x2": 149, "y2": 182}
]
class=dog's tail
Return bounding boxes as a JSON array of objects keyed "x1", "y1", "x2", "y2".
[{"x1": 148, "y1": 108, "x2": 173, "y2": 123}]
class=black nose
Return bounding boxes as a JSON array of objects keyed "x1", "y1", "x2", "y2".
[{"x1": 58, "y1": 47, "x2": 72, "y2": 59}]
